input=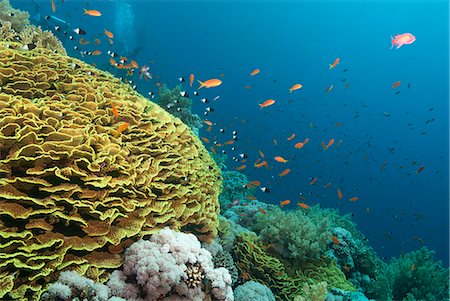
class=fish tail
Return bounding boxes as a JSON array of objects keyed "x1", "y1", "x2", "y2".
[
  {"x1": 83, "y1": 8, "x2": 88, "y2": 14},
  {"x1": 390, "y1": 35, "x2": 394, "y2": 49},
  {"x1": 197, "y1": 80, "x2": 204, "y2": 90},
  {"x1": 258, "y1": 103, "x2": 264, "y2": 109},
  {"x1": 329, "y1": 64, "x2": 333, "y2": 69},
  {"x1": 289, "y1": 89, "x2": 292, "y2": 93}
]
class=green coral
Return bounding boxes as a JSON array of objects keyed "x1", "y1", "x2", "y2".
[
  {"x1": 293, "y1": 282, "x2": 328, "y2": 301},
  {"x1": 156, "y1": 84, "x2": 203, "y2": 135},
  {"x1": 388, "y1": 246, "x2": 449, "y2": 301},
  {"x1": 0, "y1": 0, "x2": 29, "y2": 31},
  {"x1": 254, "y1": 207, "x2": 330, "y2": 264},
  {"x1": 232, "y1": 232, "x2": 303, "y2": 301}
]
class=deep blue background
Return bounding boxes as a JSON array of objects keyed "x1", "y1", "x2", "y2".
[{"x1": 17, "y1": 0, "x2": 449, "y2": 265}]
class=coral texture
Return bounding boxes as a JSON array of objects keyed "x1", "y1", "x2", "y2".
[
  {"x1": 0, "y1": 30, "x2": 221, "y2": 299},
  {"x1": 233, "y1": 281, "x2": 276, "y2": 301},
  {"x1": 106, "y1": 228, "x2": 233, "y2": 301}
]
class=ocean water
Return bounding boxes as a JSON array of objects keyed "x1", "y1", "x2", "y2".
[{"x1": 15, "y1": 0, "x2": 449, "y2": 269}]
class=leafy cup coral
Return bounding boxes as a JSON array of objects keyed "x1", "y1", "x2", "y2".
[{"x1": 0, "y1": 26, "x2": 221, "y2": 300}]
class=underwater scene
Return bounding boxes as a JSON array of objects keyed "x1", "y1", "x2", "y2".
[{"x1": 0, "y1": 0, "x2": 448, "y2": 300}]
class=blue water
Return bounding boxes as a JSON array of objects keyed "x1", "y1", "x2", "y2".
[{"x1": 17, "y1": 0, "x2": 449, "y2": 266}]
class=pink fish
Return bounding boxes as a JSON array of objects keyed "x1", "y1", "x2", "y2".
[
  {"x1": 139, "y1": 65, "x2": 152, "y2": 80},
  {"x1": 391, "y1": 33, "x2": 416, "y2": 49}
]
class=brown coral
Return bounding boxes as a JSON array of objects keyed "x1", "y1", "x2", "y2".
[{"x1": 0, "y1": 41, "x2": 221, "y2": 300}]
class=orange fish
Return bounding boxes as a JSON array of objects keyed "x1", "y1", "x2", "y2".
[
  {"x1": 109, "y1": 58, "x2": 117, "y2": 66},
  {"x1": 250, "y1": 68, "x2": 260, "y2": 76},
  {"x1": 111, "y1": 103, "x2": 119, "y2": 118},
  {"x1": 197, "y1": 79, "x2": 222, "y2": 89},
  {"x1": 258, "y1": 208, "x2": 267, "y2": 215},
  {"x1": 258, "y1": 150, "x2": 265, "y2": 158},
  {"x1": 279, "y1": 169, "x2": 291, "y2": 177},
  {"x1": 254, "y1": 161, "x2": 268, "y2": 168},
  {"x1": 206, "y1": 126, "x2": 212, "y2": 132},
  {"x1": 50, "y1": 0, "x2": 56, "y2": 12},
  {"x1": 323, "y1": 182, "x2": 332, "y2": 189},
  {"x1": 331, "y1": 235, "x2": 340, "y2": 244},
  {"x1": 236, "y1": 164, "x2": 247, "y2": 171},
  {"x1": 416, "y1": 166, "x2": 425, "y2": 174},
  {"x1": 327, "y1": 138, "x2": 335, "y2": 148},
  {"x1": 247, "y1": 180, "x2": 261, "y2": 187},
  {"x1": 287, "y1": 133, "x2": 296, "y2": 141},
  {"x1": 274, "y1": 156, "x2": 288, "y2": 163},
  {"x1": 209, "y1": 147, "x2": 217, "y2": 155},
  {"x1": 79, "y1": 38, "x2": 90, "y2": 45},
  {"x1": 258, "y1": 99, "x2": 275, "y2": 109},
  {"x1": 130, "y1": 60, "x2": 139, "y2": 69},
  {"x1": 189, "y1": 73, "x2": 194, "y2": 87},
  {"x1": 309, "y1": 177, "x2": 318, "y2": 185},
  {"x1": 337, "y1": 188, "x2": 343, "y2": 200},
  {"x1": 246, "y1": 195, "x2": 257, "y2": 200},
  {"x1": 280, "y1": 200, "x2": 291, "y2": 207},
  {"x1": 114, "y1": 122, "x2": 129, "y2": 137},
  {"x1": 391, "y1": 81, "x2": 401, "y2": 89},
  {"x1": 244, "y1": 85, "x2": 253, "y2": 89},
  {"x1": 201, "y1": 137, "x2": 210, "y2": 144},
  {"x1": 329, "y1": 58, "x2": 340, "y2": 69},
  {"x1": 83, "y1": 9, "x2": 102, "y2": 16},
  {"x1": 104, "y1": 29, "x2": 114, "y2": 39},
  {"x1": 298, "y1": 202, "x2": 309, "y2": 209},
  {"x1": 94, "y1": 38, "x2": 101, "y2": 45},
  {"x1": 303, "y1": 137, "x2": 310, "y2": 144},
  {"x1": 349, "y1": 197, "x2": 359, "y2": 202},
  {"x1": 225, "y1": 140, "x2": 235, "y2": 145},
  {"x1": 289, "y1": 83, "x2": 302, "y2": 93},
  {"x1": 294, "y1": 142, "x2": 304, "y2": 149},
  {"x1": 91, "y1": 50, "x2": 101, "y2": 55},
  {"x1": 203, "y1": 120, "x2": 213, "y2": 126}
]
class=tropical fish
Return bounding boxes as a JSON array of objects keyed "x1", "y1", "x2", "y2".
[
  {"x1": 139, "y1": 65, "x2": 152, "y2": 80},
  {"x1": 349, "y1": 197, "x2": 359, "y2": 202},
  {"x1": 303, "y1": 137, "x2": 310, "y2": 144},
  {"x1": 331, "y1": 235, "x2": 340, "y2": 244},
  {"x1": 329, "y1": 58, "x2": 340, "y2": 69},
  {"x1": 274, "y1": 156, "x2": 288, "y2": 163},
  {"x1": 50, "y1": 0, "x2": 56, "y2": 12},
  {"x1": 250, "y1": 68, "x2": 260, "y2": 76},
  {"x1": 236, "y1": 164, "x2": 247, "y2": 171},
  {"x1": 325, "y1": 84, "x2": 334, "y2": 93},
  {"x1": 189, "y1": 73, "x2": 194, "y2": 87},
  {"x1": 201, "y1": 137, "x2": 210, "y2": 143},
  {"x1": 114, "y1": 122, "x2": 129, "y2": 137},
  {"x1": 391, "y1": 81, "x2": 401, "y2": 89},
  {"x1": 197, "y1": 79, "x2": 222, "y2": 89},
  {"x1": 259, "y1": 208, "x2": 267, "y2": 215},
  {"x1": 104, "y1": 29, "x2": 114, "y2": 39},
  {"x1": 279, "y1": 169, "x2": 291, "y2": 177},
  {"x1": 390, "y1": 33, "x2": 416, "y2": 49},
  {"x1": 254, "y1": 161, "x2": 268, "y2": 168},
  {"x1": 309, "y1": 177, "x2": 318, "y2": 185},
  {"x1": 294, "y1": 142, "x2": 304, "y2": 149},
  {"x1": 287, "y1": 133, "x2": 296, "y2": 141},
  {"x1": 111, "y1": 103, "x2": 119, "y2": 117},
  {"x1": 337, "y1": 188, "x2": 343, "y2": 200},
  {"x1": 289, "y1": 83, "x2": 302, "y2": 93},
  {"x1": 416, "y1": 166, "x2": 425, "y2": 174},
  {"x1": 83, "y1": 9, "x2": 102, "y2": 17},
  {"x1": 259, "y1": 99, "x2": 275, "y2": 108},
  {"x1": 258, "y1": 150, "x2": 265, "y2": 158},
  {"x1": 91, "y1": 50, "x2": 101, "y2": 55},
  {"x1": 323, "y1": 182, "x2": 332, "y2": 189},
  {"x1": 280, "y1": 200, "x2": 291, "y2": 207},
  {"x1": 298, "y1": 202, "x2": 309, "y2": 209}
]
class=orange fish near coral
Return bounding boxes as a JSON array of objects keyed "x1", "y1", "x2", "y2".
[
  {"x1": 189, "y1": 73, "x2": 194, "y2": 87},
  {"x1": 114, "y1": 122, "x2": 129, "y2": 137},
  {"x1": 298, "y1": 202, "x2": 309, "y2": 209},
  {"x1": 250, "y1": 68, "x2": 260, "y2": 76},
  {"x1": 280, "y1": 200, "x2": 291, "y2": 207},
  {"x1": 274, "y1": 156, "x2": 288, "y2": 163},
  {"x1": 279, "y1": 169, "x2": 291, "y2": 177},
  {"x1": 258, "y1": 99, "x2": 275, "y2": 109},
  {"x1": 391, "y1": 33, "x2": 416, "y2": 49},
  {"x1": 331, "y1": 235, "x2": 340, "y2": 245},
  {"x1": 236, "y1": 164, "x2": 247, "y2": 171},
  {"x1": 111, "y1": 103, "x2": 119, "y2": 118},
  {"x1": 289, "y1": 83, "x2": 302, "y2": 93},
  {"x1": 329, "y1": 58, "x2": 340, "y2": 69},
  {"x1": 197, "y1": 79, "x2": 222, "y2": 90},
  {"x1": 337, "y1": 188, "x2": 343, "y2": 200},
  {"x1": 83, "y1": 9, "x2": 102, "y2": 16}
]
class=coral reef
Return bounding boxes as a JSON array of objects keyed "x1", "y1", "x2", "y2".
[
  {"x1": 0, "y1": 26, "x2": 221, "y2": 300},
  {"x1": 156, "y1": 84, "x2": 203, "y2": 136},
  {"x1": 388, "y1": 246, "x2": 449, "y2": 301},
  {"x1": 294, "y1": 282, "x2": 327, "y2": 301},
  {"x1": 233, "y1": 281, "x2": 276, "y2": 301},
  {"x1": 232, "y1": 232, "x2": 303, "y2": 301},
  {"x1": 0, "y1": 0, "x2": 30, "y2": 32},
  {"x1": 41, "y1": 271, "x2": 125, "y2": 301},
  {"x1": 254, "y1": 207, "x2": 330, "y2": 264},
  {"x1": 219, "y1": 171, "x2": 255, "y2": 212},
  {"x1": 106, "y1": 228, "x2": 233, "y2": 301}
]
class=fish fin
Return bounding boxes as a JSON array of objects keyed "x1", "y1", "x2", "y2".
[
  {"x1": 258, "y1": 103, "x2": 264, "y2": 109},
  {"x1": 329, "y1": 64, "x2": 333, "y2": 69},
  {"x1": 390, "y1": 36, "x2": 394, "y2": 49},
  {"x1": 197, "y1": 80, "x2": 204, "y2": 90}
]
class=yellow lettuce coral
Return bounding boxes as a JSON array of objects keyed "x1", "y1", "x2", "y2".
[{"x1": 0, "y1": 39, "x2": 221, "y2": 299}]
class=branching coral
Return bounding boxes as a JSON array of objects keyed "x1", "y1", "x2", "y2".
[
  {"x1": 0, "y1": 0, "x2": 30, "y2": 31},
  {"x1": 388, "y1": 246, "x2": 449, "y2": 301},
  {"x1": 219, "y1": 171, "x2": 255, "y2": 212},
  {"x1": 156, "y1": 84, "x2": 203, "y2": 136},
  {"x1": 254, "y1": 207, "x2": 330, "y2": 264},
  {"x1": 106, "y1": 228, "x2": 233, "y2": 301},
  {"x1": 234, "y1": 281, "x2": 276, "y2": 301}
]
